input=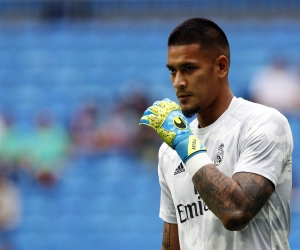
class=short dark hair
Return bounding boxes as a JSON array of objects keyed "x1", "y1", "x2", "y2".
[{"x1": 168, "y1": 18, "x2": 230, "y2": 63}]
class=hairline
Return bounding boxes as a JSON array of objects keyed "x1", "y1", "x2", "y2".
[{"x1": 168, "y1": 42, "x2": 230, "y2": 64}]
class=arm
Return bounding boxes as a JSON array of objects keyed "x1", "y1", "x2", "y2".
[
  {"x1": 139, "y1": 99, "x2": 277, "y2": 231},
  {"x1": 192, "y1": 165, "x2": 274, "y2": 231},
  {"x1": 162, "y1": 222, "x2": 180, "y2": 250}
]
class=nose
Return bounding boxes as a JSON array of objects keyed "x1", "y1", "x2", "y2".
[{"x1": 173, "y1": 71, "x2": 187, "y2": 89}]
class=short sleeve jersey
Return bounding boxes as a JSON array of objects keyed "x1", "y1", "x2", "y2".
[{"x1": 158, "y1": 97, "x2": 293, "y2": 250}]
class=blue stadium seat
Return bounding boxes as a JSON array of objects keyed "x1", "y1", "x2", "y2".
[{"x1": 1, "y1": 17, "x2": 299, "y2": 250}]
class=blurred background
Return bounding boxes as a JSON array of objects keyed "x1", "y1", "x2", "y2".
[{"x1": 0, "y1": 0, "x2": 299, "y2": 249}]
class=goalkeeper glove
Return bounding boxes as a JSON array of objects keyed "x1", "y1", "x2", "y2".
[{"x1": 139, "y1": 99, "x2": 212, "y2": 173}]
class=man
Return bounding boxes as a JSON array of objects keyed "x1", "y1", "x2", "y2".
[{"x1": 139, "y1": 18, "x2": 293, "y2": 250}]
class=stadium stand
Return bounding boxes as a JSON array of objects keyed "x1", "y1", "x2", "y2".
[{"x1": 0, "y1": 2, "x2": 299, "y2": 249}]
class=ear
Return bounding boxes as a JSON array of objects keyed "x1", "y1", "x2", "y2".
[{"x1": 216, "y1": 55, "x2": 229, "y2": 78}]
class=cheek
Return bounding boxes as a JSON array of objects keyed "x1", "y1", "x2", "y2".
[
  {"x1": 194, "y1": 77, "x2": 211, "y2": 97},
  {"x1": 195, "y1": 68, "x2": 218, "y2": 94}
]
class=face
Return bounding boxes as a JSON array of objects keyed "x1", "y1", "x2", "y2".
[{"x1": 167, "y1": 44, "x2": 222, "y2": 118}]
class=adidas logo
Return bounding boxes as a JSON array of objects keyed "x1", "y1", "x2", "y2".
[{"x1": 174, "y1": 162, "x2": 185, "y2": 175}]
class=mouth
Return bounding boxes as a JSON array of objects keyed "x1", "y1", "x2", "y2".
[{"x1": 177, "y1": 93, "x2": 192, "y2": 100}]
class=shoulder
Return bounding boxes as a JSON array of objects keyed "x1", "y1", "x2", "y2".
[
  {"x1": 158, "y1": 142, "x2": 181, "y2": 176},
  {"x1": 159, "y1": 143, "x2": 177, "y2": 164},
  {"x1": 234, "y1": 99, "x2": 293, "y2": 149},
  {"x1": 232, "y1": 98, "x2": 290, "y2": 130},
  {"x1": 233, "y1": 98, "x2": 283, "y2": 118},
  {"x1": 159, "y1": 142, "x2": 170, "y2": 159}
]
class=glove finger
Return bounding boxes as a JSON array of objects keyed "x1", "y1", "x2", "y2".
[
  {"x1": 139, "y1": 105, "x2": 156, "y2": 125},
  {"x1": 160, "y1": 101, "x2": 181, "y2": 112},
  {"x1": 139, "y1": 113, "x2": 163, "y2": 130},
  {"x1": 139, "y1": 115, "x2": 151, "y2": 126},
  {"x1": 153, "y1": 98, "x2": 171, "y2": 106},
  {"x1": 139, "y1": 104, "x2": 167, "y2": 127},
  {"x1": 142, "y1": 106, "x2": 155, "y2": 117},
  {"x1": 153, "y1": 99, "x2": 181, "y2": 113},
  {"x1": 150, "y1": 105, "x2": 166, "y2": 116},
  {"x1": 147, "y1": 113, "x2": 164, "y2": 129}
]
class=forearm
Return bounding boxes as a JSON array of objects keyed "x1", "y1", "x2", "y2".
[
  {"x1": 139, "y1": 99, "x2": 274, "y2": 230},
  {"x1": 192, "y1": 164, "x2": 249, "y2": 230},
  {"x1": 161, "y1": 222, "x2": 180, "y2": 250}
]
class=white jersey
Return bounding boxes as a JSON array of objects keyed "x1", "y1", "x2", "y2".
[{"x1": 158, "y1": 97, "x2": 293, "y2": 250}]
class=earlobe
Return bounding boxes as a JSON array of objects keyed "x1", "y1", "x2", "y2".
[{"x1": 217, "y1": 55, "x2": 229, "y2": 78}]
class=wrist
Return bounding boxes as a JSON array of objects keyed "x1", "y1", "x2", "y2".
[{"x1": 185, "y1": 152, "x2": 213, "y2": 177}]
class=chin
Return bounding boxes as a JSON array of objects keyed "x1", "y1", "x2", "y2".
[
  {"x1": 180, "y1": 103, "x2": 199, "y2": 118},
  {"x1": 182, "y1": 111, "x2": 196, "y2": 118},
  {"x1": 181, "y1": 107, "x2": 197, "y2": 118}
]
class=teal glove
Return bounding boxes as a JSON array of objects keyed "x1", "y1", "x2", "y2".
[{"x1": 139, "y1": 98, "x2": 207, "y2": 164}]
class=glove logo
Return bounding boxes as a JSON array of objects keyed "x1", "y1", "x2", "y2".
[{"x1": 173, "y1": 116, "x2": 187, "y2": 129}]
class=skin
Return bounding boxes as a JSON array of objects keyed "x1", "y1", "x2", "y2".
[
  {"x1": 162, "y1": 222, "x2": 180, "y2": 250},
  {"x1": 162, "y1": 44, "x2": 275, "y2": 249}
]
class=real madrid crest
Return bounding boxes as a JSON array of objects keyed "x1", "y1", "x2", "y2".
[{"x1": 213, "y1": 143, "x2": 224, "y2": 166}]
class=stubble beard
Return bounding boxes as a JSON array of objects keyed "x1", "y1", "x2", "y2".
[
  {"x1": 178, "y1": 97, "x2": 200, "y2": 118},
  {"x1": 181, "y1": 106, "x2": 199, "y2": 118}
]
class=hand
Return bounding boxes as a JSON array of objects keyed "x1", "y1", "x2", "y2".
[{"x1": 139, "y1": 98, "x2": 207, "y2": 163}]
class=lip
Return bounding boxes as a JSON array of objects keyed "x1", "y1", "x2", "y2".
[{"x1": 177, "y1": 93, "x2": 192, "y2": 100}]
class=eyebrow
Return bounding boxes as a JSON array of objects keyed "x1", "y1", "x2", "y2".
[{"x1": 166, "y1": 62, "x2": 197, "y2": 69}]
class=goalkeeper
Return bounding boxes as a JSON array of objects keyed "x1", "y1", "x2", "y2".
[{"x1": 140, "y1": 18, "x2": 293, "y2": 250}]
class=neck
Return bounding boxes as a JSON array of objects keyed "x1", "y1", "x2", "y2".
[{"x1": 196, "y1": 89, "x2": 234, "y2": 128}]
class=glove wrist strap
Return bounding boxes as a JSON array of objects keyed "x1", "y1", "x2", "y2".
[{"x1": 175, "y1": 135, "x2": 208, "y2": 163}]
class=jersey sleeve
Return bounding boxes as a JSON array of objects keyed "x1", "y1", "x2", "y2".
[
  {"x1": 234, "y1": 109, "x2": 293, "y2": 187},
  {"x1": 158, "y1": 144, "x2": 177, "y2": 224}
]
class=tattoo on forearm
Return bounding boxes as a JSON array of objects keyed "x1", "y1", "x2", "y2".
[
  {"x1": 192, "y1": 165, "x2": 274, "y2": 222},
  {"x1": 162, "y1": 223, "x2": 171, "y2": 248},
  {"x1": 193, "y1": 165, "x2": 230, "y2": 215},
  {"x1": 228, "y1": 189, "x2": 249, "y2": 215},
  {"x1": 233, "y1": 172, "x2": 274, "y2": 217}
]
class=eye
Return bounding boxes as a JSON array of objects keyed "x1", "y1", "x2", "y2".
[
  {"x1": 184, "y1": 66, "x2": 195, "y2": 72},
  {"x1": 168, "y1": 68, "x2": 176, "y2": 75}
]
